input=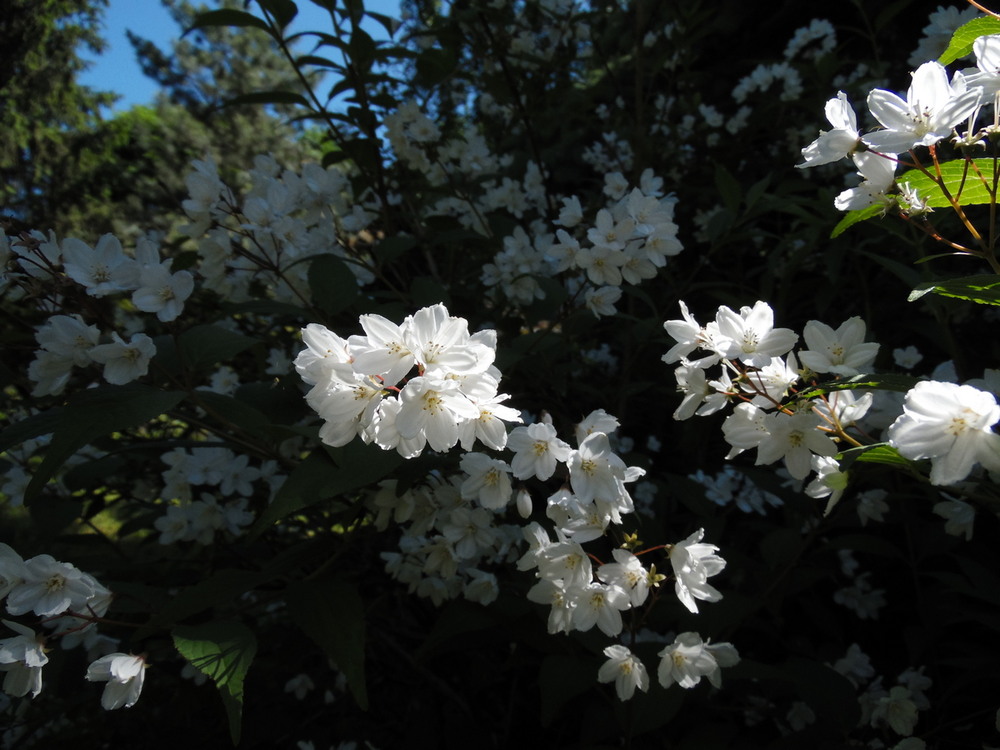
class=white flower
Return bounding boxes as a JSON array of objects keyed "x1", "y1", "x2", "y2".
[
  {"x1": 86, "y1": 653, "x2": 146, "y2": 709},
  {"x1": 857, "y1": 488, "x2": 889, "y2": 526},
  {"x1": 669, "y1": 528, "x2": 725, "y2": 613},
  {"x1": 799, "y1": 317, "x2": 879, "y2": 376},
  {"x1": 569, "y1": 581, "x2": 630, "y2": 636},
  {"x1": 756, "y1": 410, "x2": 840, "y2": 480},
  {"x1": 62, "y1": 235, "x2": 136, "y2": 297},
  {"x1": 893, "y1": 345, "x2": 923, "y2": 370},
  {"x1": 36, "y1": 314, "x2": 100, "y2": 367},
  {"x1": 5, "y1": 554, "x2": 96, "y2": 617},
  {"x1": 88, "y1": 333, "x2": 156, "y2": 384},
  {"x1": 657, "y1": 632, "x2": 737, "y2": 689},
  {"x1": 932, "y1": 496, "x2": 975, "y2": 540},
  {"x1": 459, "y1": 452, "x2": 513, "y2": 510},
  {"x1": 396, "y1": 377, "x2": 480, "y2": 452},
  {"x1": 350, "y1": 313, "x2": 415, "y2": 385},
  {"x1": 871, "y1": 685, "x2": 919, "y2": 736},
  {"x1": 887, "y1": 381, "x2": 1000, "y2": 485},
  {"x1": 597, "y1": 549, "x2": 656, "y2": 607},
  {"x1": 0, "y1": 620, "x2": 48, "y2": 698},
  {"x1": 712, "y1": 301, "x2": 798, "y2": 368},
  {"x1": 834, "y1": 152, "x2": 897, "y2": 212},
  {"x1": 797, "y1": 91, "x2": 860, "y2": 168},
  {"x1": 721, "y1": 402, "x2": 771, "y2": 458},
  {"x1": 967, "y1": 34, "x2": 1000, "y2": 96},
  {"x1": 864, "y1": 61, "x2": 982, "y2": 153},
  {"x1": 805, "y1": 455, "x2": 850, "y2": 515},
  {"x1": 584, "y1": 285, "x2": 622, "y2": 317},
  {"x1": 131, "y1": 263, "x2": 195, "y2": 322},
  {"x1": 284, "y1": 673, "x2": 315, "y2": 700},
  {"x1": 598, "y1": 644, "x2": 649, "y2": 700},
  {"x1": 568, "y1": 432, "x2": 627, "y2": 504},
  {"x1": 507, "y1": 422, "x2": 572, "y2": 481},
  {"x1": 0, "y1": 545, "x2": 26, "y2": 598}
]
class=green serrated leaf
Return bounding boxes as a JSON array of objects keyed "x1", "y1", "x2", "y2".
[
  {"x1": 286, "y1": 578, "x2": 368, "y2": 709},
  {"x1": 25, "y1": 386, "x2": 185, "y2": 504},
  {"x1": 185, "y1": 8, "x2": 271, "y2": 36},
  {"x1": 939, "y1": 16, "x2": 1000, "y2": 65},
  {"x1": 898, "y1": 158, "x2": 997, "y2": 208},
  {"x1": 908, "y1": 274, "x2": 1000, "y2": 305},
  {"x1": 830, "y1": 203, "x2": 885, "y2": 238},
  {"x1": 173, "y1": 621, "x2": 257, "y2": 745}
]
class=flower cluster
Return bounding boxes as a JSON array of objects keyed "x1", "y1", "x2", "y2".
[
  {"x1": 664, "y1": 301, "x2": 879, "y2": 480},
  {"x1": 0, "y1": 544, "x2": 143, "y2": 710},
  {"x1": 295, "y1": 303, "x2": 521, "y2": 457},
  {"x1": 2, "y1": 231, "x2": 194, "y2": 396},
  {"x1": 183, "y1": 155, "x2": 377, "y2": 304},
  {"x1": 797, "y1": 41, "x2": 1000, "y2": 216}
]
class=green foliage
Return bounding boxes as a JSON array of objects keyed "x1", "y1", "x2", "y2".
[
  {"x1": 898, "y1": 157, "x2": 999, "y2": 208},
  {"x1": 0, "y1": 0, "x2": 116, "y2": 231},
  {"x1": 286, "y1": 577, "x2": 368, "y2": 708},
  {"x1": 172, "y1": 620, "x2": 258, "y2": 744},
  {"x1": 909, "y1": 273, "x2": 1000, "y2": 305},
  {"x1": 6, "y1": 385, "x2": 186, "y2": 504},
  {"x1": 830, "y1": 204, "x2": 888, "y2": 238},
  {"x1": 938, "y1": 15, "x2": 1000, "y2": 64}
]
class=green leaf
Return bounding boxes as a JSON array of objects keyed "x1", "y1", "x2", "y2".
[
  {"x1": 0, "y1": 407, "x2": 64, "y2": 454},
  {"x1": 169, "y1": 324, "x2": 260, "y2": 373},
  {"x1": 257, "y1": 0, "x2": 298, "y2": 29},
  {"x1": 374, "y1": 234, "x2": 416, "y2": 263},
  {"x1": 286, "y1": 578, "x2": 368, "y2": 708},
  {"x1": 908, "y1": 274, "x2": 1000, "y2": 305},
  {"x1": 185, "y1": 8, "x2": 271, "y2": 36},
  {"x1": 366, "y1": 10, "x2": 400, "y2": 38},
  {"x1": 898, "y1": 158, "x2": 997, "y2": 208},
  {"x1": 139, "y1": 570, "x2": 263, "y2": 638},
  {"x1": 796, "y1": 372, "x2": 921, "y2": 400},
  {"x1": 194, "y1": 391, "x2": 273, "y2": 436},
  {"x1": 248, "y1": 441, "x2": 403, "y2": 536},
  {"x1": 223, "y1": 90, "x2": 311, "y2": 108},
  {"x1": 939, "y1": 16, "x2": 1000, "y2": 65},
  {"x1": 838, "y1": 443, "x2": 911, "y2": 470},
  {"x1": 415, "y1": 48, "x2": 456, "y2": 86},
  {"x1": 308, "y1": 254, "x2": 359, "y2": 315},
  {"x1": 830, "y1": 203, "x2": 885, "y2": 238},
  {"x1": 25, "y1": 385, "x2": 185, "y2": 504},
  {"x1": 349, "y1": 28, "x2": 376, "y2": 71},
  {"x1": 714, "y1": 163, "x2": 742, "y2": 214},
  {"x1": 172, "y1": 621, "x2": 257, "y2": 745}
]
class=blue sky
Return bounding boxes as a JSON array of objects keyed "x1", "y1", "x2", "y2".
[{"x1": 79, "y1": 0, "x2": 401, "y2": 111}]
